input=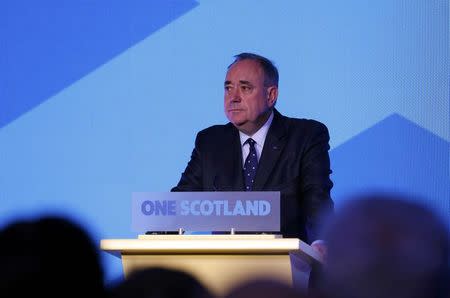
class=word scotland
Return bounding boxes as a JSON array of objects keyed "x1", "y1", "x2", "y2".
[{"x1": 141, "y1": 200, "x2": 271, "y2": 216}]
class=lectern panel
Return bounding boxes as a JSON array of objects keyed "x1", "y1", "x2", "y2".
[{"x1": 121, "y1": 254, "x2": 292, "y2": 296}]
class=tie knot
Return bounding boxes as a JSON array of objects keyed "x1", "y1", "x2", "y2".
[{"x1": 246, "y1": 138, "x2": 256, "y2": 148}]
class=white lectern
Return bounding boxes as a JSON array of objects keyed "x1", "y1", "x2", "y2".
[{"x1": 101, "y1": 234, "x2": 322, "y2": 296}]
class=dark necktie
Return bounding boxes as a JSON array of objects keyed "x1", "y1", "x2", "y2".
[{"x1": 243, "y1": 138, "x2": 258, "y2": 191}]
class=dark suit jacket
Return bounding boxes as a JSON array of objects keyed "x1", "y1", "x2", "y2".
[{"x1": 172, "y1": 109, "x2": 334, "y2": 243}]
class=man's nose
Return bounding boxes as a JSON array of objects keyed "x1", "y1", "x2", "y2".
[{"x1": 230, "y1": 88, "x2": 241, "y2": 102}]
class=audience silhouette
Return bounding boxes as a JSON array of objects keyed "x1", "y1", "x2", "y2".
[
  {"x1": 223, "y1": 279, "x2": 306, "y2": 298},
  {"x1": 1, "y1": 194, "x2": 447, "y2": 298},
  {"x1": 0, "y1": 216, "x2": 105, "y2": 297},
  {"x1": 108, "y1": 267, "x2": 213, "y2": 298},
  {"x1": 320, "y1": 195, "x2": 449, "y2": 298}
]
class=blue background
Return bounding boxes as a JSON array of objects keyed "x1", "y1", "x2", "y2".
[{"x1": 1, "y1": 0, "x2": 448, "y2": 284}]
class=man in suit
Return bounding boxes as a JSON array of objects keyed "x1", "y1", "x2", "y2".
[{"x1": 172, "y1": 53, "x2": 333, "y2": 245}]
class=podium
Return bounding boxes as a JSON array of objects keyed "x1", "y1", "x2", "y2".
[{"x1": 101, "y1": 234, "x2": 322, "y2": 296}]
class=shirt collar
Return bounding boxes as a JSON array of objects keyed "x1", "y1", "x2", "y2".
[{"x1": 239, "y1": 111, "x2": 274, "y2": 148}]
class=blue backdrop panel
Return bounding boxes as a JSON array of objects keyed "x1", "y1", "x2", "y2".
[
  {"x1": 0, "y1": 0, "x2": 198, "y2": 128},
  {"x1": 330, "y1": 113, "x2": 449, "y2": 222}
]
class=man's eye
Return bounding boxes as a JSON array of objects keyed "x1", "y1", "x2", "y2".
[
  {"x1": 241, "y1": 85, "x2": 253, "y2": 92},
  {"x1": 224, "y1": 86, "x2": 232, "y2": 91}
]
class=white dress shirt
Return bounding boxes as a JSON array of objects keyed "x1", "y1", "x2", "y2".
[{"x1": 238, "y1": 111, "x2": 274, "y2": 168}]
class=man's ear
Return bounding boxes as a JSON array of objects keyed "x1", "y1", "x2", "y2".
[{"x1": 267, "y1": 86, "x2": 278, "y2": 107}]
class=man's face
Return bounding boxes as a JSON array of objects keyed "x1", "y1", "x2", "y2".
[{"x1": 224, "y1": 59, "x2": 277, "y2": 135}]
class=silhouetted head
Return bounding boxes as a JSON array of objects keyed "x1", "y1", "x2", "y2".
[
  {"x1": 224, "y1": 279, "x2": 305, "y2": 298},
  {"x1": 109, "y1": 267, "x2": 213, "y2": 298},
  {"x1": 0, "y1": 216, "x2": 105, "y2": 297},
  {"x1": 321, "y1": 195, "x2": 449, "y2": 298}
]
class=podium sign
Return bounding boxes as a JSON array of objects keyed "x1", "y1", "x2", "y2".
[{"x1": 132, "y1": 192, "x2": 280, "y2": 233}]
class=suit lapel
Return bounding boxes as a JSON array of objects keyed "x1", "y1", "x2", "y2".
[
  {"x1": 217, "y1": 124, "x2": 245, "y2": 191},
  {"x1": 231, "y1": 126, "x2": 245, "y2": 190},
  {"x1": 252, "y1": 110, "x2": 287, "y2": 190}
]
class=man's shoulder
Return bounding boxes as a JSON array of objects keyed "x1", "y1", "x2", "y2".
[
  {"x1": 197, "y1": 122, "x2": 235, "y2": 137},
  {"x1": 279, "y1": 113, "x2": 329, "y2": 134},
  {"x1": 194, "y1": 123, "x2": 236, "y2": 145}
]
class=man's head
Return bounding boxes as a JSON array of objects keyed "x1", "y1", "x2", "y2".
[{"x1": 224, "y1": 53, "x2": 279, "y2": 135}]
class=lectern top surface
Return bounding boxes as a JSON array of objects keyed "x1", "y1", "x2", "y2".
[
  {"x1": 137, "y1": 234, "x2": 283, "y2": 240},
  {"x1": 100, "y1": 236, "x2": 323, "y2": 265}
]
